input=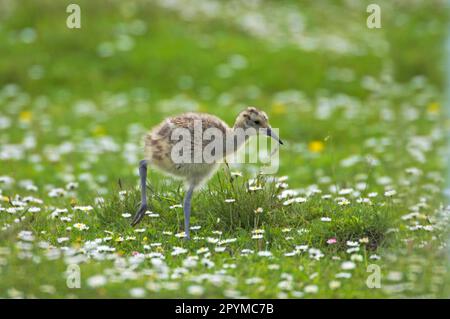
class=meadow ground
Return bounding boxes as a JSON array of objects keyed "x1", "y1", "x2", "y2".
[{"x1": 0, "y1": 0, "x2": 449, "y2": 298}]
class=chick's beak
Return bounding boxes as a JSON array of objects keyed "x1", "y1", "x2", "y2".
[{"x1": 266, "y1": 127, "x2": 283, "y2": 145}]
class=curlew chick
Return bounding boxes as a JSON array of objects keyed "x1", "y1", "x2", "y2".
[{"x1": 131, "y1": 106, "x2": 283, "y2": 239}]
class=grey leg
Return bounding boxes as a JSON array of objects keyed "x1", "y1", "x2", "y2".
[
  {"x1": 131, "y1": 160, "x2": 148, "y2": 226},
  {"x1": 183, "y1": 184, "x2": 195, "y2": 239}
]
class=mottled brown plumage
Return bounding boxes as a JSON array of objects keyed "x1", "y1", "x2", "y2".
[{"x1": 144, "y1": 112, "x2": 230, "y2": 187}]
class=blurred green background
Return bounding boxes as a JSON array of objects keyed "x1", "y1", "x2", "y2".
[{"x1": 0, "y1": 0, "x2": 449, "y2": 298}]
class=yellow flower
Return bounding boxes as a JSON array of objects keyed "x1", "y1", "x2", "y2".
[
  {"x1": 19, "y1": 111, "x2": 32, "y2": 123},
  {"x1": 271, "y1": 102, "x2": 287, "y2": 115},
  {"x1": 156, "y1": 246, "x2": 164, "y2": 253},
  {"x1": 1, "y1": 196, "x2": 9, "y2": 202},
  {"x1": 427, "y1": 102, "x2": 440, "y2": 114},
  {"x1": 359, "y1": 237, "x2": 369, "y2": 244},
  {"x1": 308, "y1": 140, "x2": 325, "y2": 153},
  {"x1": 92, "y1": 125, "x2": 106, "y2": 136}
]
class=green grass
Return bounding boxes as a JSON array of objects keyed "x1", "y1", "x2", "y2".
[{"x1": 0, "y1": 0, "x2": 449, "y2": 298}]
